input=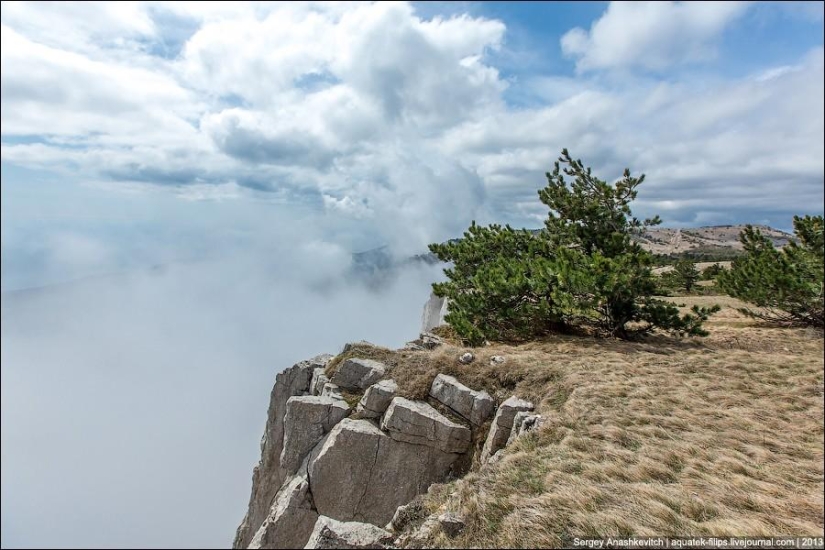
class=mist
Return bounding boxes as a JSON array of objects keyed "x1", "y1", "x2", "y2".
[{"x1": 1, "y1": 249, "x2": 443, "y2": 548}]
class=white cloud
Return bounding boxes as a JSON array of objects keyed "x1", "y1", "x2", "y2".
[
  {"x1": 561, "y1": 1, "x2": 751, "y2": 72},
  {"x1": 1, "y1": 0, "x2": 823, "y2": 249}
]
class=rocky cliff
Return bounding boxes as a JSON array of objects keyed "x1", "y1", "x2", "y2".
[{"x1": 232, "y1": 302, "x2": 542, "y2": 549}]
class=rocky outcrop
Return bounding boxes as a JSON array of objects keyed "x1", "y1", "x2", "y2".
[
  {"x1": 235, "y1": 348, "x2": 537, "y2": 549},
  {"x1": 331, "y1": 358, "x2": 387, "y2": 390},
  {"x1": 429, "y1": 374, "x2": 495, "y2": 426},
  {"x1": 280, "y1": 396, "x2": 350, "y2": 476},
  {"x1": 247, "y1": 473, "x2": 318, "y2": 549},
  {"x1": 480, "y1": 396, "x2": 535, "y2": 463},
  {"x1": 421, "y1": 292, "x2": 449, "y2": 333},
  {"x1": 355, "y1": 379, "x2": 397, "y2": 419},
  {"x1": 381, "y1": 397, "x2": 471, "y2": 454},
  {"x1": 304, "y1": 516, "x2": 394, "y2": 549},
  {"x1": 308, "y1": 418, "x2": 462, "y2": 526},
  {"x1": 234, "y1": 354, "x2": 333, "y2": 549}
]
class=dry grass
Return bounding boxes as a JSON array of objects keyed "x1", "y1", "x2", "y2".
[{"x1": 327, "y1": 297, "x2": 823, "y2": 548}]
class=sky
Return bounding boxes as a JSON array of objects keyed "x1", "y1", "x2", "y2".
[
  {"x1": 1, "y1": 0, "x2": 823, "y2": 291},
  {"x1": 0, "y1": 1, "x2": 823, "y2": 548}
]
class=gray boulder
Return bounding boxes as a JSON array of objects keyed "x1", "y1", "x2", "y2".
[
  {"x1": 355, "y1": 379, "x2": 397, "y2": 419},
  {"x1": 458, "y1": 352, "x2": 474, "y2": 364},
  {"x1": 304, "y1": 516, "x2": 394, "y2": 549},
  {"x1": 381, "y1": 397, "x2": 471, "y2": 454},
  {"x1": 438, "y1": 513, "x2": 465, "y2": 538},
  {"x1": 429, "y1": 374, "x2": 495, "y2": 426},
  {"x1": 506, "y1": 412, "x2": 544, "y2": 447},
  {"x1": 480, "y1": 396, "x2": 534, "y2": 463},
  {"x1": 234, "y1": 354, "x2": 330, "y2": 549},
  {"x1": 247, "y1": 473, "x2": 318, "y2": 549},
  {"x1": 308, "y1": 418, "x2": 460, "y2": 527},
  {"x1": 331, "y1": 358, "x2": 387, "y2": 390},
  {"x1": 280, "y1": 396, "x2": 350, "y2": 475},
  {"x1": 419, "y1": 332, "x2": 444, "y2": 350}
]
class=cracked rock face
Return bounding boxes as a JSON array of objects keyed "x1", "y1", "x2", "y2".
[
  {"x1": 429, "y1": 374, "x2": 495, "y2": 426},
  {"x1": 480, "y1": 396, "x2": 534, "y2": 463},
  {"x1": 355, "y1": 379, "x2": 397, "y2": 419},
  {"x1": 331, "y1": 358, "x2": 387, "y2": 390},
  {"x1": 310, "y1": 368, "x2": 329, "y2": 396},
  {"x1": 234, "y1": 354, "x2": 332, "y2": 549},
  {"x1": 381, "y1": 397, "x2": 471, "y2": 454},
  {"x1": 280, "y1": 396, "x2": 351, "y2": 476},
  {"x1": 247, "y1": 473, "x2": 318, "y2": 549},
  {"x1": 321, "y1": 382, "x2": 344, "y2": 399},
  {"x1": 304, "y1": 516, "x2": 394, "y2": 549},
  {"x1": 308, "y1": 418, "x2": 461, "y2": 527}
]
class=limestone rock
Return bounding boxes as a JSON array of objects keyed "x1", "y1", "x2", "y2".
[
  {"x1": 308, "y1": 418, "x2": 460, "y2": 527},
  {"x1": 387, "y1": 500, "x2": 426, "y2": 532},
  {"x1": 394, "y1": 514, "x2": 439, "y2": 548},
  {"x1": 309, "y1": 354, "x2": 335, "y2": 369},
  {"x1": 489, "y1": 355, "x2": 505, "y2": 365},
  {"x1": 321, "y1": 383, "x2": 344, "y2": 399},
  {"x1": 304, "y1": 516, "x2": 394, "y2": 549},
  {"x1": 421, "y1": 292, "x2": 449, "y2": 333},
  {"x1": 437, "y1": 513, "x2": 465, "y2": 538},
  {"x1": 402, "y1": 332, "x2": 444, "y2": 352},
  {"x1": 480, "y1": 396, "x2": 534, "y2": 463},
  {"x1": 419, "y1": 332, "x2": 444, "y2": 350},
  {"x1": 381, "y1": 397, "x2": 471, "y2": 454},
  {"x1": 310, "y1": 368, "x2": 329, "y2": 397},
  {"x1": 402, "y1": 341, "x2": 426, "y2": 351},
  {"x1": 247, "y1": 473, "x2": 318, "y2": 550},
  {"x1": 342, "y1": 341, "x2": 375, "y2": 353},
  {"x1": 234, "y1": 355, "x2": 328, "y2": 549},
  {"x1": 506, "y1": 412, "x2": 544, "y2": 447},
  {"x1": 429, "y1": 374, "x2": 494, "y2": 426},
  {"x1": 355, "y1": 379, "x2": 397, "y2": 419},
  {"x1": 280, "y1": 396, "x2": 350, "y2": 476},
  {"x1": 331, "y1": 358, "x2": 387, "y2": 390},
  {"x1": 458, "y1": 352, "x2": 474, "y2": 364}
]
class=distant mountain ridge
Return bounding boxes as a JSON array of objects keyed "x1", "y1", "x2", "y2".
[{"x1": 350, "y1": 224, "x2": 795, "y2": 274}]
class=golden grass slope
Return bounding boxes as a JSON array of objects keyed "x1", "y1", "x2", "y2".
[{"x1": 357, "y1": 296, "x2": 823, "y2": 547}]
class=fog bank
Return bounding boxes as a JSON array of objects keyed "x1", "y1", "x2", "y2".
[{"x1": 1, "y1": 254, "x2": 442, "y2": 548}]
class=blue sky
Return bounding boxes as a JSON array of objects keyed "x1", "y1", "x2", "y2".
[{"x1": 1, "y1": 1, "x2": 824, "y2": 291}]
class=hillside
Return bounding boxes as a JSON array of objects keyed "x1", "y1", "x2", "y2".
[
  {"x1": 637, "y1": 225, "x2": 795, "y2": 256},
  {"x1": 395, "y1": 297, "x2": 824, "y2": 547},
  {"x1": 234, "y1": 296, "x2": 823, "y2": 548},
  {"x1": 351, "y1": 225, "x2": 796, "y2": 276}
]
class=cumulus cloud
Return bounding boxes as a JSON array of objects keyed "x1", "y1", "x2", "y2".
[
  {"x1": 3, "y1": 0, "x2": 823, "y2": 245},
  {"x1": 561, "y1": 1, "x2": 751, "y2": 72}
]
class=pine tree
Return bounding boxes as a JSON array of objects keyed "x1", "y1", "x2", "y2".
[
  {"x1": 672, "y1": 258, "x2": 700, "y2": 292},
  {"x1": 429, "y1": 149, "x2": 718, "y2": 344},
  {"x1": 718, "y1": 216, "x2": 823, "y2": 327}
]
